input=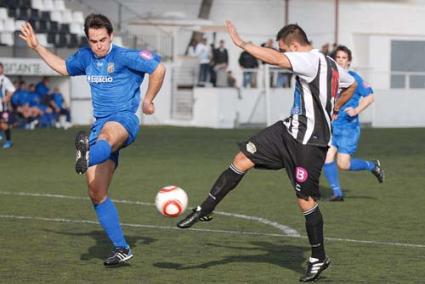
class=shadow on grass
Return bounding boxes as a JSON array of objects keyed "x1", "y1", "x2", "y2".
[
  {"x1": 44, "y1": 229, "x2": 156, "y2": 261},
  {"x1": 320, "y1": 186, "x2": 377, "y2": 201},
  {"x1": 154, "y1": 240, "x2": 308, "y2": 274}
]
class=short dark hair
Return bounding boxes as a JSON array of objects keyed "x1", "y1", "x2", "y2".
[
  {"x1": 276, "y1": 24, "x2": 309, "y2": 46},
  {"x1": 84, "y1": 13, "x2": 113, "y2": 37},
  {"x1": 335, "y1": 45, "x2": 352, "y2": 61}
]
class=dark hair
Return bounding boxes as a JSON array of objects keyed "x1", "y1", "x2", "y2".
[
  {"x1": 84, "y1": 13, "x2": 113, "y2": 37},
  {"x1": 276, "y1": 24, "x2": 309, "y2": 45},
  {"x1": 0, "y1": 62, "x2": 3, "y2": 68},
  {"x1": 335, "y1": 45, "x2": 352, "y2": 61}
]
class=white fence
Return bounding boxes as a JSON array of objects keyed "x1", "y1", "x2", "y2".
[{"x1": 63, "y1": 62, "x2": 425, "y2": 128}]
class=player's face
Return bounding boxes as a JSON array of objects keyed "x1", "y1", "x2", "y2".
[
  {"x1": 278, "y1": 40, "x2": 297, "y2": 52},
  {"x1": 335, "y1": 50, "x2": 350, "y2": 69},
  {"x1": 87, "y1": 28, "x2": 113, "y2": 57}
]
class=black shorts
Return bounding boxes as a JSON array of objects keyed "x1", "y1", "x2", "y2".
[
  {"x1": 239, "y1": 121, "x2": 327, "y2": 200},
  {"x1": 0, "y1": 111, "x2": 10, "y2": 123}
]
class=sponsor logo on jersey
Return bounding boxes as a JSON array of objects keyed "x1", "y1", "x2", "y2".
[
  {"x1": 107, "y1": 62, "x2": 115, "y2": 73},
  {"x1": 295, "y1": 167, "x2": 309, "y2": 183},
  {"x1": 139, "y1": 50, "x2": 153, "y2": 60},
  {"x1": 246, "y1": 141, "x2": 257, "y2": 154},
  {"x1": 87, "y1": 75, "x2": 113, "y2": 83}
]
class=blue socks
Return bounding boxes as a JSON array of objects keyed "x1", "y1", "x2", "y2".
[
  {"x1": 349, "y1": 159, "x2": 375, "y2": 171},
  {"x1": 323, "y1": 161, "x2": 343, "y2": 197},
  {"x1": 94, "y1": 198, "x2": 128, "y2": 249},
  {"x1": 89, "y1": 139, "x2": 112, "y2": 166}
]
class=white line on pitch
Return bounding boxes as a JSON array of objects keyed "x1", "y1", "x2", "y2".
[
  {"x1": 0, "y1": 191, "x2": 300, "y2": 237},
  {"x1": 0, "y1": 214, "x2": 424, "y2": 249}
]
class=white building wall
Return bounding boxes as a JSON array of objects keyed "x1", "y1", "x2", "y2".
[{"x1": 57, "y1": 0, "x2": 425, "y2": 128}]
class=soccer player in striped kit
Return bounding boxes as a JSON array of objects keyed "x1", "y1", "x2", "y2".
[
  {"x1": 177, "y1": 22, "x2": 357, "y2": 282},
  {"x1": 0, "y1": 63, "x2": 16, "y2": 149},
  {"x1": 324, "y1": 45, "x2": 384, "y2": 201}
]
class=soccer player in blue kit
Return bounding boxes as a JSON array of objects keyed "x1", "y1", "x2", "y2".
[
  {"x1": 324, "y1": 45, "x2": 384, "y2": 201},
  {"x1": 20, "y1": 14, "x2": 166, "y2": 265}
]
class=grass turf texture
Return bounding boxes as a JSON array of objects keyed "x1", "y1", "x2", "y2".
[{"x1": 0, "y1": 126, "x2": 424, "y2": 283}]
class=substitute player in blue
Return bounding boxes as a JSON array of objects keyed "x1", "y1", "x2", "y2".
[
  {"x1": 324, "y1": 45, "x2": 384, "y2": 201},
  {"x1": 20, "y1": 14, "x2": 166, "y2": 265}
]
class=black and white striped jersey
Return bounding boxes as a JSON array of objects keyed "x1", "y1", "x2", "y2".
[
  {"x1": 283, "y1": 49, "x2": 354, "y2": 147},
  {"x1": 0, "y1": 74, "x2": 16, "y2": 112}
]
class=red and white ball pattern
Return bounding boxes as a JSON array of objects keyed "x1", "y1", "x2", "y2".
[{"x1": 155, "y1": 186, "x2": 188, "y2": 217}]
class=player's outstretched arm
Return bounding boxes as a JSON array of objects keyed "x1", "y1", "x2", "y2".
[
  {"x1": 142, "y1": 63, "x2": 166, "y2": 115},
  {"x1": 19, "y1": 22, "x2": 68, "y2": 75},
  {"x1": 225, "y1": 20, "x2": 292, "y2": 70}
]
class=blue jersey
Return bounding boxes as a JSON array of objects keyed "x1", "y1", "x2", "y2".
[
  {"x1": 35, "y1": 82, "x2": 49, "y2": 96},
  {"x1": 11, "y1": 89, "x2": 29, "y2": 106},
  {"x1": 333, "y1": 70, "x2": 373, "y2": 127},
  {"x1": 52, "y1": 92, "x2": 64, "y2": 108},
  {"x1": 65, "y1": 45, "x2": 160, "y2": 118}
]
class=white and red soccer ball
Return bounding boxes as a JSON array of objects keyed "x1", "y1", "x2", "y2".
[{"x1": 155, "y1": 186, "x2": 188, "y2": 217}]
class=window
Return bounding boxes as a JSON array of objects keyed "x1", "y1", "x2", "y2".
[{"x1": 391, "y1": 40, "x2": 425, "y2": 89}]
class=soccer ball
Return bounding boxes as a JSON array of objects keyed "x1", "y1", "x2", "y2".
[{"x1": 155, "y1": 186, "x2": 188, "y2": 217}]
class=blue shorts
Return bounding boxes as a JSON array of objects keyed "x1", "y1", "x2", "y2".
[
  {"x1": 89, "y1": 112, "x2": 140, "y2": 166},
  {"x1": 331, "y1": 124, "x2": 360, "y2": 155}
]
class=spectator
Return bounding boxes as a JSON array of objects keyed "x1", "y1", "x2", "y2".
[
  {"x1": 35, "y1": 76, "x2": 51, "y2": 106},
  {"x1": 29, "y1": 83, "x2": 55, "y2": 128},
  {"x1": 209, "y1": 43, "x2": 217, "y2": 86},
  {"x1": 320, "y1": 43, "x2": 330, "y2": 56},
  {"x1": 238, "y1": 50, "x2": 259, "y2": 88},
  {"x1": 329, "y1": 42, "x2": 338, "y2": 59},
  {"x1": 213, "y1": 40, "x2": 229, "y2": 87},
  {"x1": 195, "y1": 38, "x2": 210, "y2": 87},
  {"x1": 261, "y1": 39, "x2": 277, "y2": 87},
  {"x1": 263, "y1": 38, "x2": 292, "y2": 88},
  {"x1": 185, "y1": 38, "x2": 197, "y2": 56},
  {"x1": 50, "y1": 87, "x2": 72, "y2": 129},
  {"x1": 227, "y1": 70, "x2": 237, "y2": 88}
]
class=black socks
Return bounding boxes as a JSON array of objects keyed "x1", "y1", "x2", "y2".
[
  {"x1": 304, "y1": 204, "x2": 325, "y2": 261},
  {"x1": 200, "y1": 164, "x2": 245, "y2": 215}
]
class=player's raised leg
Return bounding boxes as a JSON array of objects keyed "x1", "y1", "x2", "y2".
[
  {"x1": 177, "y1": 152, "x2": 254, "y2": 228},
  {"x1": 75, "y1": 121, "x2": 128, "y2": 175}
]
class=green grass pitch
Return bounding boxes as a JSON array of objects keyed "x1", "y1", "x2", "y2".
[{"x1": 0, "y1": 126, "x2": 424, "y2": 283}]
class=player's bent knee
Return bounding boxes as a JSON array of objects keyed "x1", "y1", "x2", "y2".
[
  {"x1": 233, "y1": 152, "x2": 254, "y2": 172},
  {"x1": 297, "y1": 196, "x2": 317, "y2": 212},
  {"x1": 88, "y1": 190, "x2": 108, "y2": 204},
  {"x1": 337, "y1": 161, "x2": 350, "y2": 170}
]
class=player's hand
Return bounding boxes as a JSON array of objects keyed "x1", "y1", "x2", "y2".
[
  {"x1": 142, "y1": 100, "x2": 155, "y2": 115},
  {"x1": 19, "y1": 22, "x2": 39, "y2": 49},
  {"x1": 225, "y1": 20, "x2": 244, "y2": 48},
  {"x1": 344, "y1": 107, "x2": 358, "y2": 117}
]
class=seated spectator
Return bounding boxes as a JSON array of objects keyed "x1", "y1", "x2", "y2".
[
  {"x1": 28, "y1": 83, "x2": 55, "y2": 128},
  {"x1": 12, "y1": 82, "x2": 41, "y2": 129},
  {"x1": 35, "y1": 76, "x2": 52, "y2": 107},
  {"x1": 227, "y1": 70, "x2": 237, "y2": 88},
  {"x1": 50, "y1": 87, "x2": 72, "y2": 129}
]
